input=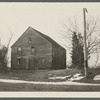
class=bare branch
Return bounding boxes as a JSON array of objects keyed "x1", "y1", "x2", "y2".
[
  {"x1": 3, "y1": 28, "x2": 14, "y2": 62},
  {"x1": 86, "y1": 18, "x2": 99, "y2": 39}
]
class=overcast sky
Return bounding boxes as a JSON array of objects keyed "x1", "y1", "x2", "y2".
[
  {"x1": 0, "y1": 3, "x2": 100, "y2": 46},
  {"x1": 0, "y1": 3, "x2": 100, "y2": 65}
]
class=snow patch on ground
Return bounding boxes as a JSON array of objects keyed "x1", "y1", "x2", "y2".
[
  {"x1": 94, "y1": 74, "x2": 100, "y2": 80},
  {"x1": 68, "y1": 73, "x2": 84, "y2": 81},
  {"x1": 48, "y1": 75, "x2": 71, "y2": 80},
  {"x1": 68, "y1": 76, "x2": 84, "y2": 81},
  {"x1": 48, "y1": 73, "x2": 84, "y2": 81}
]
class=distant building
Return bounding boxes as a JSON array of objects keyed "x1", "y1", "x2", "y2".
[{"x1": 11, "y1": 26, "x2": 66, "y2": 70}]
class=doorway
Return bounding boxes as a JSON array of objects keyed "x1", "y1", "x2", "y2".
[
  {"x1": 39, "y1": 57, "x2": 46, "y2": 69},
  {"x1": 28, "y1": 58, "x2": 38, "y2": 70}
]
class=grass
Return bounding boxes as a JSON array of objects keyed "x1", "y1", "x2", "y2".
[
  {"x1": 0, "y1": 67, "x2": 100, "y2": 83},
  {"x1": 0, "y1": 68, "x2": 80, "y2": 82}
]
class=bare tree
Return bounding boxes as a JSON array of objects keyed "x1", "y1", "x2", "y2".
[
  {"x1": 60, "y1": 17, "x2": 100, "y2": 68},
  {"x1": 0, "y1": 29, "x2": 14, "y2": 71},
  {"x1": 86, "y1": 18, "x2": 100, "y2": 58},
  {"x1": 59, "y1": 18, "x2": 81, "y2": 52}
]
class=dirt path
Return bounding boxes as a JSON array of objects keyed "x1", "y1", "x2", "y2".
[{"x1": 0, "y1": 78, "x2": 100, "y2": 86}]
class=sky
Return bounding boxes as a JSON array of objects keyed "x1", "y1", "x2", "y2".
[{"x1": 0, "y1": 3, "x2": 100, "y2": 66}]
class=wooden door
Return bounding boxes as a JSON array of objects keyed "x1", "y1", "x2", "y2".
[
  {"x1": 20, "y1": 58, "x2": 26, "y2": 70},
  {"x1": 22, "y1": 58, "x2": 27, "y2": 70},
  {"x1": 28, "y1": 58, "x2": 37, "y2": 70},
  {"x1": 28, "y1": 58, "x2": 34, "y2": 70},
  {"x1": 39, "y1": 57, "x2": 46, "y2": 69}
]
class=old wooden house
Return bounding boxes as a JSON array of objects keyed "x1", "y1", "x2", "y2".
[{"x1": 11, "y1": 26, "x2": 66, "y2": 70}]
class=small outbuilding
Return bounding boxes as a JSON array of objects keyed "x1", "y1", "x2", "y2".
[{"x1": 11, "y1": 26, "x2": 66, "y2": 70}]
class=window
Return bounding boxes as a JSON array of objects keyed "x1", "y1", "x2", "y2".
[
  {"x1": 18, "y1": 47, "x2": 21, "y2": 51},
  {"x1": 17, "y1": 58, "x2": 21, "y2": 65},
  {"x1": 31, "y1": 46, "x2": 35, "y2": 54},
  {"x1": 28, "y1": 38, "x2": 32, "y2": 44},
  {"x1": 17, "y1": 47, "x2": 22, "y2": 55}
]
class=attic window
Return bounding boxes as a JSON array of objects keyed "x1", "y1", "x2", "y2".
[{"x1": 28, "y1": 38, "x2": 32, "y2": 44}]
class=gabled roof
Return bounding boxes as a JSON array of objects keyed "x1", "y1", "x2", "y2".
[{"x1": 11, "y1": 26, "x2": 65, "y2": 50}]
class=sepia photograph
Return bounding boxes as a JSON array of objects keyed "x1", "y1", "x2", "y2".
[{"x1": 0, "y1": 2, "x2": 100, "y2": 96}]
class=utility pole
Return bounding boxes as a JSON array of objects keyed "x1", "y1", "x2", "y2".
[{"x1": 83, "y1": 8, "x2": 88, "y2": 78}]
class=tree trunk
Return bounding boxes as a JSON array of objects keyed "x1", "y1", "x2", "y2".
[{"x1": 1, "y1": 61, "x2": 8, "y2": 72}]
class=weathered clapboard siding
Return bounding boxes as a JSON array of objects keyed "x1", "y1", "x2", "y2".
[
  {"x1": 11, "y1": 26, "x2": 66, "y2": 70},
  {"x1": 12, "y1": 28, "x2": 50, "y2": 47},
  {"x1": 52, "y1": 44, "x2": 66, "y2": 69}
]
